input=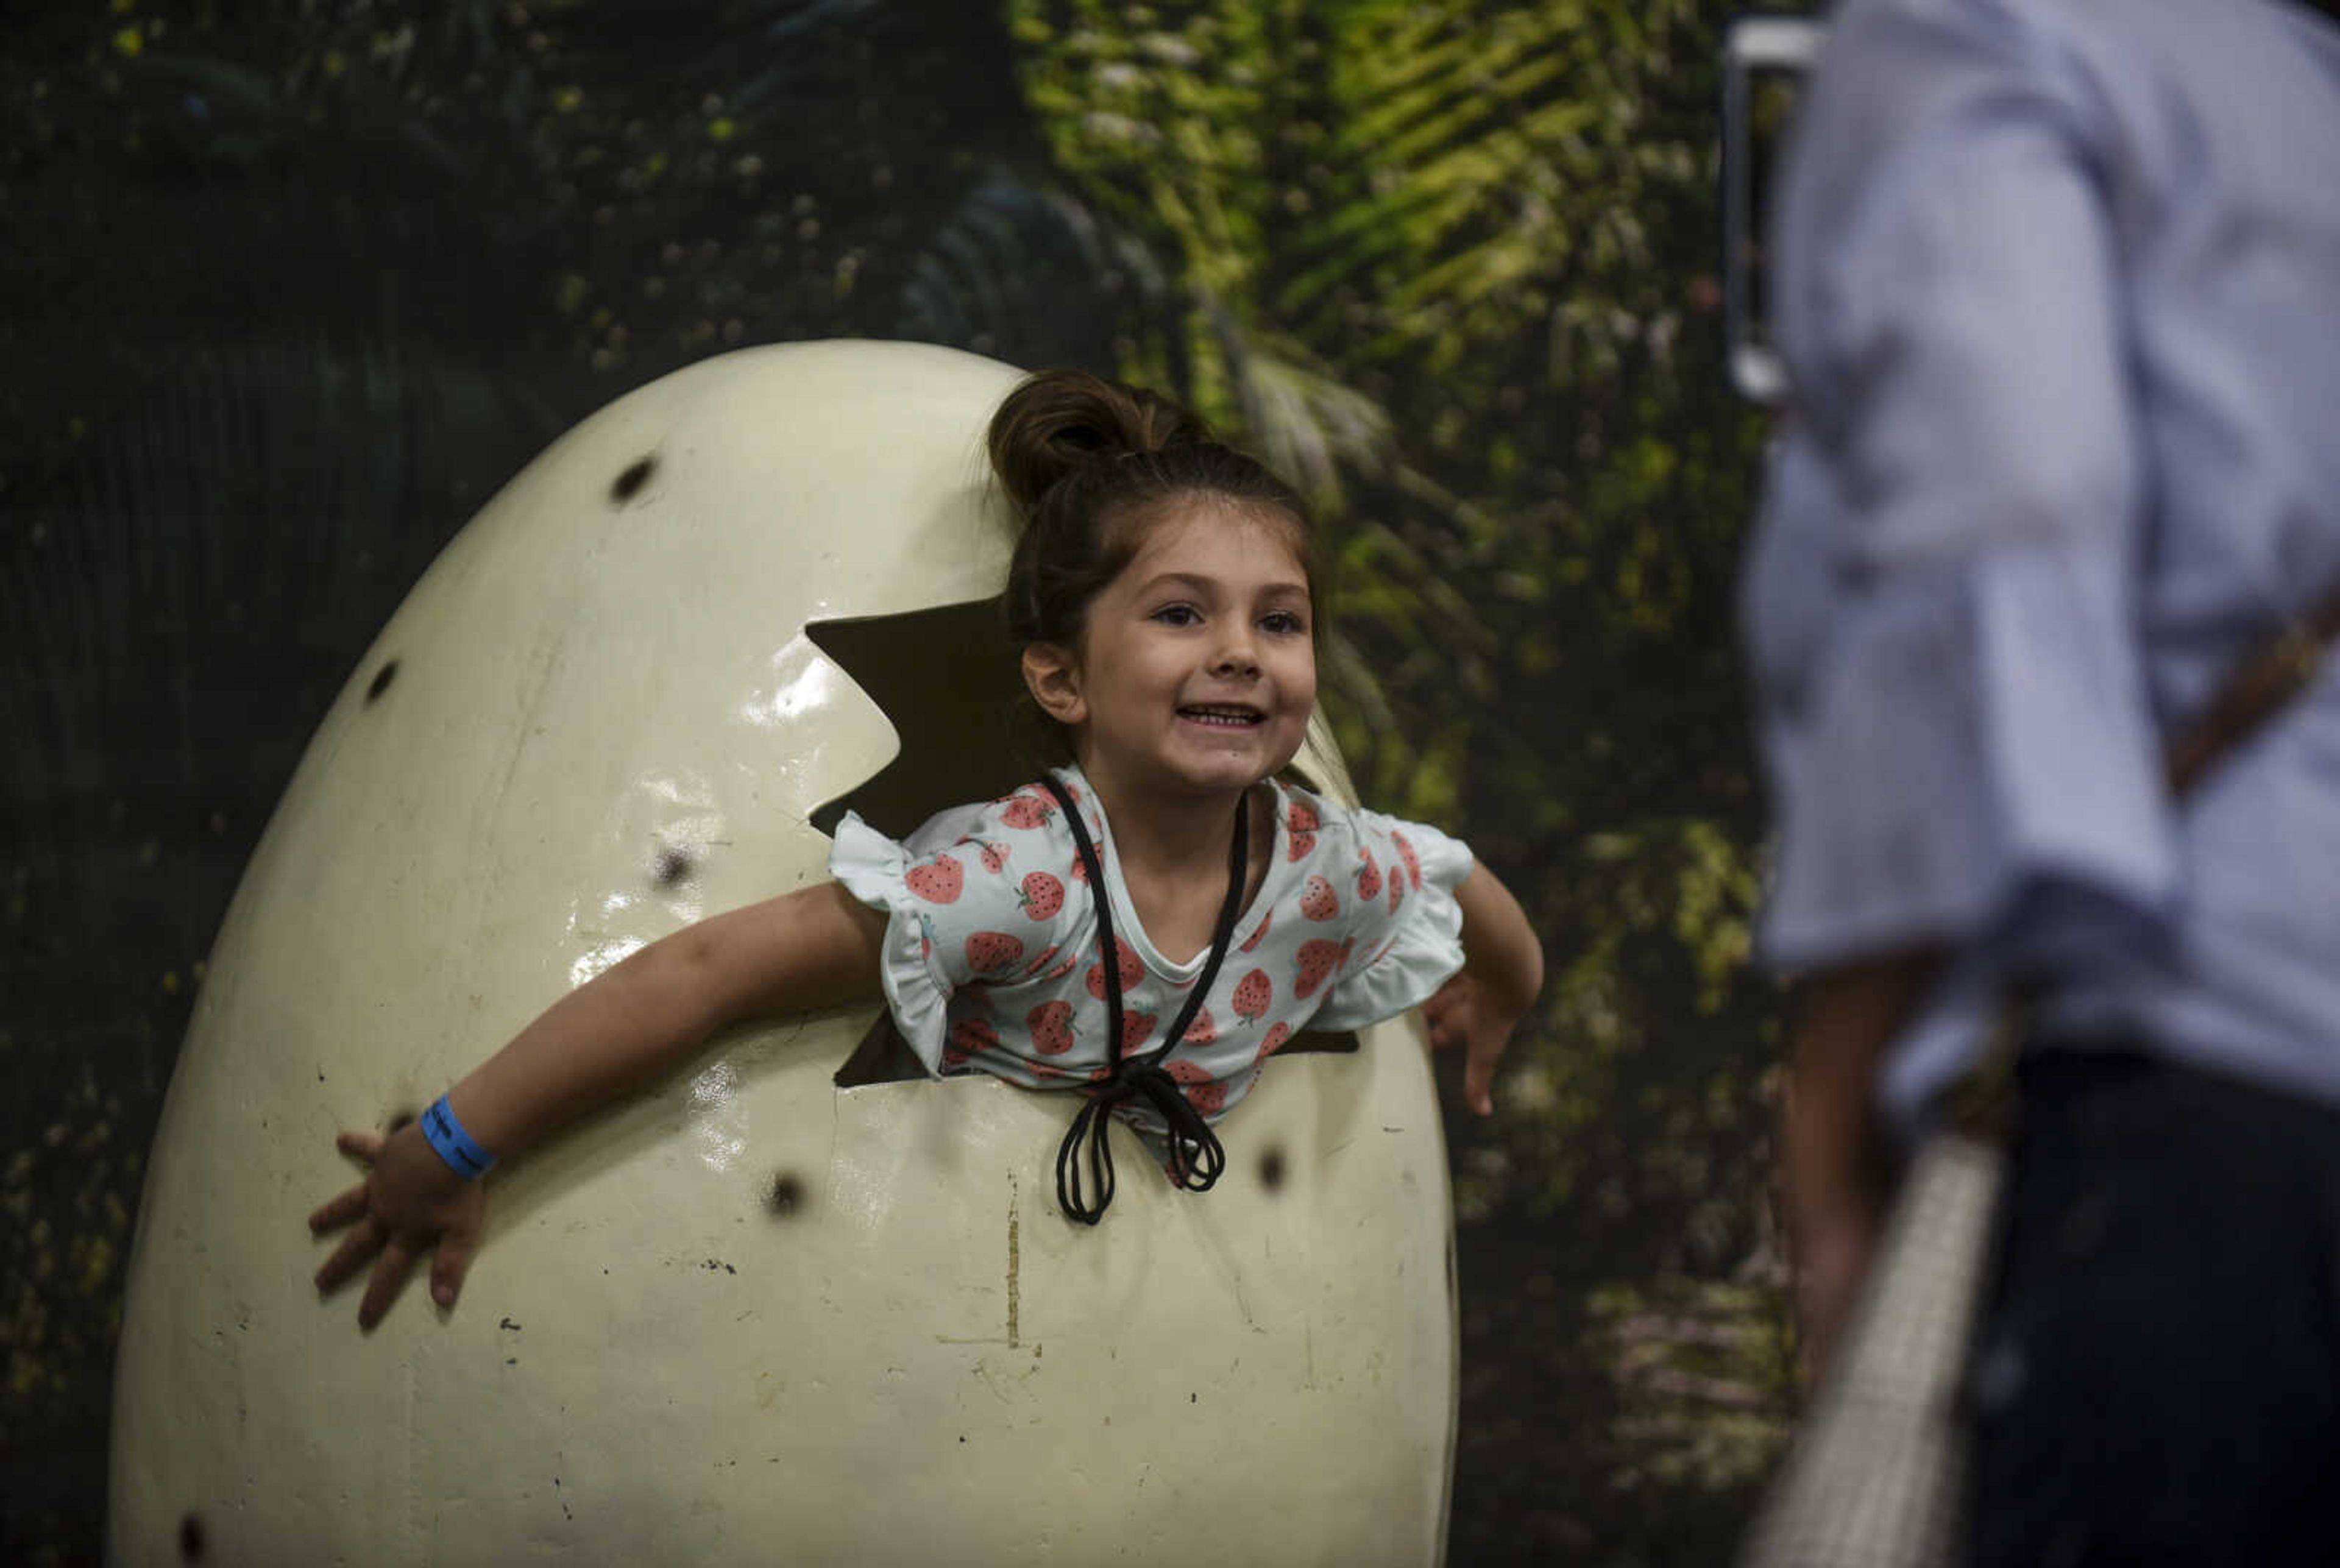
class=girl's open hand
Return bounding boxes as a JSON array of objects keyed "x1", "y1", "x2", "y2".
[
  {"x1": 308, "y1": 1122, "x2": 486, "y2": 1330},
  {"x1": 1422, "y1": 970, "x2": 1517, "y2": 1116}
]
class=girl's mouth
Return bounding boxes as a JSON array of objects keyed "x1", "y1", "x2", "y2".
[{"x1": 1178, "y1": 704, "x2": 1266, "y2": 729}]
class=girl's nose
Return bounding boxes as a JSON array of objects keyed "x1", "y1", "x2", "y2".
[{"x1": 1211, "y1": 630, "x2": 1261, "y2": 676}]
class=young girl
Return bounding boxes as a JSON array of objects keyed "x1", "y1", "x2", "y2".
[{"x1": 310, "y1": 368, "x2": 1544, "y2": 1328}]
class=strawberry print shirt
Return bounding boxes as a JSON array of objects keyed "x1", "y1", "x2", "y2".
[{"x1": 828, "y1": 764, "x2": 1473, "y2": 1125}]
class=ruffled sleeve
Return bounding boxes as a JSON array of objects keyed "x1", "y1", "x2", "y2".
[
  {"x1": 1308, "y1": 809, "x2": 1473, "y2": 1032},
  {"x1": 828, "y1": 812, "x2": 957, "y2": 1073},
  {"x1": 829, "y1": 804, "x2": 1084, "y2": 1074}
]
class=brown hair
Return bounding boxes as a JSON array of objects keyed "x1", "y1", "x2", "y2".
[{"x1": 987, "y1": 369, "x2": 1316, "y2": 651}]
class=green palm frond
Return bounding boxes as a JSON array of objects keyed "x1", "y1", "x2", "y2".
[
  {"x1": 1200, "y1": 302, "x2": 1392, "y2": 509},
  {"x1": 1287, "y1": 1, "x2": 1694, "y2": 377}
]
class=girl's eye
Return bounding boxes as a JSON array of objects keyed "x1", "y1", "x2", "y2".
[
  {"x1": 1152, "y1": 604, "x2": 1202, "y2": 627},
  {"x1": 1261, "y1": 611, "x2": 1308, "y2": 636}
]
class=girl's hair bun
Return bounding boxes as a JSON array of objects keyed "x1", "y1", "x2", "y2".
[
  {"x1": 987, "y1": 369, "x2": 1214, "y2": 513},
  {"x1": 984, "y1": 366, "x2": 1316, "y2": 662}
]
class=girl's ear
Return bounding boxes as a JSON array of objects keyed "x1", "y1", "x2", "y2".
[{"x1": 1021, "y1": 644, "x2": 1087, "y2": 727}]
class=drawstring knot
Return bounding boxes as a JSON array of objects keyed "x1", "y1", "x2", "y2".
[{"x1": 1055, "y1": 1057, "x2": 1225, "y2": 1226}]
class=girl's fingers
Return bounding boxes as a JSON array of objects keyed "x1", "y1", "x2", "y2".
[
  {"x1": 308, "y1": 1182, "x2": 372, "y2": 1235},
  {"x1": 314, "y1": 1125, "x2": 473, "y2": 1328},
  {"x1": 314, "y1": 1215, "x2": 386, "y2": 1293},
  {"x1": 1464, "y1": 1063, "x2": 1495, "y2": 1115},
  {"x1": 1464, "y1": 1033, "x2": 1503, "y2": 1116},
  {"x1": 430, "y1": 1222, "x2": 480, "y2": 1310},
  {"x1": 1424, "y1": 996, "x2": 1468, "y2": 1052},
  {"x1": 358, "y1": 1240, "x2": 419, "y2": 1331},
  {"x1": 1422, "y1": 976, "x2": 1475, "y2": 1051}
]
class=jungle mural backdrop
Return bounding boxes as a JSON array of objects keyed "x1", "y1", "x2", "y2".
[{"x1": 1, "y1": 1, "x2": 1817, "y2": 1559}]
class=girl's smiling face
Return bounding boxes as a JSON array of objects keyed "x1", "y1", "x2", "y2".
[{"x1": 1024, "y1": 500, "x2": 1317, "y2": 809}]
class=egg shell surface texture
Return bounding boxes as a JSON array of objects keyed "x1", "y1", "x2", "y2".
[{"x1": 108, "y1": 341, "x2": 1458, "y2": 1566}]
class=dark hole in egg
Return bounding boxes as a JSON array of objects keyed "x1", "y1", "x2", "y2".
[
  {"x1": 179, "y1": 1513, "x2": 205, "y2": 1561},
  {"x1": 653, "y1": 845, "x2": 694, "y2": 887},
  {"x1": 365, "y1": 660, "x2": 399, "y2": 704},
  {"x1": 1259, "y1": 1145, "x2": 1288, "y2": 1193},
  {"x1": 609, "y1": 455, "x2": 658, "y2": 504},
  {"x1": 769, "y1": 1172, "x2": 804, "y2": 1218}
]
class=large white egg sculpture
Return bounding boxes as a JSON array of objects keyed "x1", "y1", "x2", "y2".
[{"x1": 108, "y1": 341, "x2": 1458, "y2": 1566}]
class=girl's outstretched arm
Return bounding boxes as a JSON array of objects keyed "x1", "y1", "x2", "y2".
[
  {"x1": 308, "y1": 881, "x2": 886, "y2": 1329},
  {"x1": 1424, "y1": 864, "x2": 1544, "y2": 1116}
]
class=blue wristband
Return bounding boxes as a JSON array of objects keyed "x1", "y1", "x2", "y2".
[{"x1": 419, "y1": 1094, "x2": 497, "y2": 1180}]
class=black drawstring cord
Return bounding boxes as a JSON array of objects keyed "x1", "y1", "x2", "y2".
[
  {"x1": 1039, "y1": 775, "x2": 1249, "y2": 1226},
  {"x1": 1055, "y1": 1065, "x2": 1225, "y2": 1224}
]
